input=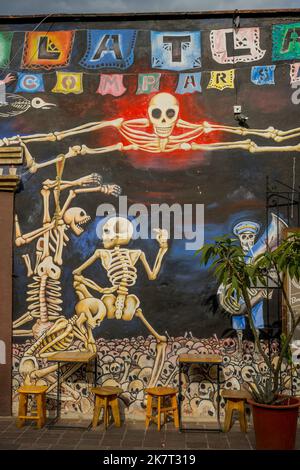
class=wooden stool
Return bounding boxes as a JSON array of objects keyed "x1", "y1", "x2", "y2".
[
  {"x1": 17, "y1": 385, "x2": 48, "y2": 429},
  {"x1": 91, "y1": 386, "x2": 122, "y2": 429},
  {"x1": 222, "y1": 389, "x2": 251, "y2": 433},
  {"x1": 145, "y1": 387, "x2": 179, "y2": 431}
]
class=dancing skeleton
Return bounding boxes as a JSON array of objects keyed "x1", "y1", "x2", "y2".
[
  {"x1": 2, "y1": 92, "x2": 300, "y2": 173},
  {"x1": 13, "y1": 172, "x2": 121, "y2": 339},
  {"x1": 72, "y1": 216, "x2": 168, "y2": 388}
]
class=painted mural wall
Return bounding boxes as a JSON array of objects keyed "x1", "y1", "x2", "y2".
[{"x1": 0, "y1": 13, "x2": 299, "y2": 420}]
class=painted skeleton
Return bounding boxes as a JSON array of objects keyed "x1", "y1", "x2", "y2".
[
  {"x1": 1, "y1": 92, "x2": 300, "y2": 173},
  {"x1": 13, "y1": 172, "x2": 121, "y2": 338},
  {"x1": 72, "y1": 216, "x2": 168, "y2": 387}
]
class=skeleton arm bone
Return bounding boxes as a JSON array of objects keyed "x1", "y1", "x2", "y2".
[{"x1": 139, "y1": 230, "x2": 168, "y2": 280}]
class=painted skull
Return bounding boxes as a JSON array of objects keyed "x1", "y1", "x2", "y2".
[
  {"x1": 102, "y1": 216, "x2": 134, "y2": 249},
  {"x1": 148, "y1": 92, "x2": 179, "y2": 138},
  {"x1": 238, "y1": 231, "x2": 256, "y2": 253},
  {"x1": 63, "y1": 207, "x2": 91, "y2": 235}
]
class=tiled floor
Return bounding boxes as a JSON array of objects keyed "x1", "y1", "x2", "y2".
[{"x1": 0, "y1": 417, "x2": 299, "y2": 450}]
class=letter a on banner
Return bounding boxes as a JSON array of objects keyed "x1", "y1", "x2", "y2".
[
  {"x1": 97, "y1": 74, "x2": 126, "y2": 96},
  {"x1": 0, "y1": 32, "x2": 13, "y2": 68},
  {"x1": 136, "y1": 73, "x2": 161, "y2": 94},
  {"x1": 151, "y1": 31, "x2": 201, "y2": 71},
  {"x1": 15, "y1": 72, "x2": 45, "y2": 92},
  {"x1": 210, "y1": 28, "x2": 265, "y2": 64},
  {"x1": 80, "y1": 30, "x2": 137, "y2": 70},
  {"x1": 290, "y1": 63, "x2": 300, "y2": 84},
  {"x1": 273, "y1": 23, "x2": 300, "y2": 61},
  {"x1": 176, "y1": 72, "x2": 202, "y2": 94},
  {"x1": 207, "y1": 70, "x2": 235, "y2": 90},
  {"x1": 52, "y1": 72, "x2": 83, "y2": 94},
  {"x1": 22, "y1": 31, "x2": 74, "y2": 70}
]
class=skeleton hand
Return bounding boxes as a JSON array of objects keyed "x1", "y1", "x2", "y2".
[
  {"x1": 76, "y1": 173, "x2": 102, "y2": 187},
  {"x1": 153, "y1": 228, "x2": 168, "y2": 248},
  {"x1": 102, "y1": 184, "x2": 122, "y2": 197},
  {"x1": 0, "y1": 73, "x2": 15, "y2": 85}
]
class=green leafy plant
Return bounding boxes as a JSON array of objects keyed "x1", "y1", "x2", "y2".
[{"x1": 197, "y1": 232, "x2": 300, "y2": 405}]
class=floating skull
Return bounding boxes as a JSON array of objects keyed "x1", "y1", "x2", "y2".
[
  {"x1": 148, "y1": 93, "x2": 179, "y2": 138},
  {"x1": 63, "y1": 207, "x2": 91, "y2": 235},
  {"x1": 102, "y1": 216, "x2": 134, "y2": 249}
]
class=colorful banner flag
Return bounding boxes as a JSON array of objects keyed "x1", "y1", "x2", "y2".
[
  {"x1": 176, "y1": 72, "x2": 202, "y2": 94},
  {"x1": 79, "y1": 30, "x2": 137, "y2": 70},
  {"x1": 151, "y1": 31, "x2": 201, "y2": 71},
  {"x1": 96, "y1": 74, "x2": 126, "y2": 96},
  {"x1": 290, "y1": 63, "x2": 300, "y2": 84},
  {"x1": 52, "y1": 72, "x2": 83, "y2": 94},
  {"x1": 136, "y1": 73, "x2": 161, "y2": 94},
  {"x1": 22, "y1": 31, "x2": 74, "y2": 70},
  {"x1": 15, "y1": 72, "x2": 45, "y2": 92},
  {"x1": 207, "y1": 69, "x2": 235, "y2": 91},
  {"x1": 0, "y1": 32, "x2": 13, "y2": 68},
  {"x1": 273, "y1": 22, "x2": 300, "y2": 61},
  {"x1": 251, "y1": 65, "x2": 276, "y2": 85},
  {"x1": 210, "y1": 28, "x2": 265, "y2": 64}
]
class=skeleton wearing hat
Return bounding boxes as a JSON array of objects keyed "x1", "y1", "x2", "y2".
[{"x1": 232, "y1": 221, "x2": 263, "y2": 354}]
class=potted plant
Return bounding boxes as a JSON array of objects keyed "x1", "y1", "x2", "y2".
[{"x1": 197, "y1": 232, "x2": 300, "y2": 450}]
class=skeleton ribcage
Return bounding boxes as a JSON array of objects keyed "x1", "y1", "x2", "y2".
[
  {"x1": 108, "y1": 249, "x2": 137, "y2": 294},
  {"x1": 26, "y1": 318, "x2": 76, "y2": 356}
]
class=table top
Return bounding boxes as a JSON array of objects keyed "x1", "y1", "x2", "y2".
[
  {"x1": 46, "y1": 350, "x2": 97, "y2": 363},
  {"x1": 178, "y1": 354, "x2": 222, "y2": 364}
]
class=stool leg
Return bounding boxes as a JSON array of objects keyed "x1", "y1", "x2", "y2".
[
  {"x1": 145, "y1": 395, "x2": 152, "y2": 430},
  {"x1": 36, "y1": 394, "x2": 44, "y2": 429},
  {"x1": 223, "y1": 400, "x2": 234, "y2": 432},
  {"x1": 92, "y1": 396, "x2": 101, "y2": 428},
  {"x1": 171, "y1": 395, "x2": 179, "y2": 429},
  {"x1": 238, "y1": 401, "x2": 247, "y2": 433},
  {"x1": 104, "y1": 397, "x2": 109, "y2": 430},
  {"x1": 157, "y1": 396, "x2": 162, "y2": 431},
  {"x1": 40, "y1": 393, "x2": 46, "y2": 427},
  {"x1": 110, "y1": 397, "x2": 121, "y2": 427},
  {"x1": 17, "y1": 393, "x2": 27, "y2": 428}
]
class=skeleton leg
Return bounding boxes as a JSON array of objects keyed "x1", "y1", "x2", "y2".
[{"x1": 135, "y1": 308, "x2": 167, "y2": 387}]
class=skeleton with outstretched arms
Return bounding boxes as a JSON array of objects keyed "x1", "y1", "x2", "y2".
[{"x1": 1, "y1": 93, "x2": 300, "y2": 173}]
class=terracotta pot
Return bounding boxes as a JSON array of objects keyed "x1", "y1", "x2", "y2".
[{"x1": 248, "y1": 396, "x2": 300, "y2": 450}]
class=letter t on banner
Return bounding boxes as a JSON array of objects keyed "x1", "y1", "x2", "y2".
[
  {"x1": 97, "y1": 74, "x2": 126, "y2": 96},
  {"x1": 151, "y1": 31, "x2": 201, "y2": 71}
]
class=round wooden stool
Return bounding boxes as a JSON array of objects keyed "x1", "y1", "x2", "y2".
[
  {"x1": 17, "y1": 385, "x2": 48, "y2": 429},
  {"x1": 145, "y1": 387, "x2": 179, "y2": 431},
  {"x1": 91, "y1": 386, "x2": 122, "y2": 429},
  {"x1": 222, "y1": 389, "x2": 251, "y2": 432}
]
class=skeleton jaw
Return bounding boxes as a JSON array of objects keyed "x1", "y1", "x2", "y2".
[
  {"x1": 71, "y1": 215, "x2": 91, "y2": 235},
  {"x1": 154, "y1": 125, "x2": 174, "y2": 138}
]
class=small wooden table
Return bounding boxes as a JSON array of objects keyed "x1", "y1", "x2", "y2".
[
  {"x1": 47, "y1": 350, "x2": 97, "y2": 429},
  {"x1": 178, "y1": 354, "x2": 223, "y2": 433}
]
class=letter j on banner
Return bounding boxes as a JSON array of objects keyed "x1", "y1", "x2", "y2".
[
  {"x1": 52, "y1": 72, "x2": 83, "y2": 94},
  {"x1": 15, "y1": 73, "x2": 45, "y2": 93}
]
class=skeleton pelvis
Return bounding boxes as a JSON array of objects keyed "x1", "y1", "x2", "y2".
[{"x1": 102, "y1": 294, "x2": 140, "y2": 321}]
